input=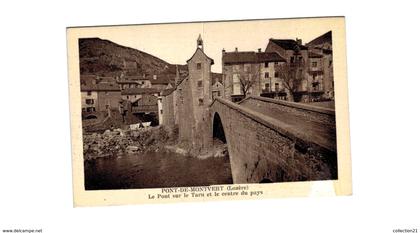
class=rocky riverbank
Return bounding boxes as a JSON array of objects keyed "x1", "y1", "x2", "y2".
[
  {"x1": 83, "y1": 126, "x2": 173, "y2": 161},
  {"x1": 83, "y1": 125, "x2": 229, "y2": 161}
]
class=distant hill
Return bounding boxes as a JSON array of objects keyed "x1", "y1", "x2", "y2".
[{"x1": 79, "y1": 38, "x2": 187, "y2": 78}]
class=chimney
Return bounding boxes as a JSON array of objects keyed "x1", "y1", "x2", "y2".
[
  {"x1": 222, "y1": 48, "x2": 226, "y2": 54},
  {"x1": 258, "y1": 48, "x2": 262, "y2": 53},
  {"x1": 235, "y1": 47, "x2": 238, "y2": 52},
  {"x1": 296, "y1": 38, "x2": 302, "y2": 45}
]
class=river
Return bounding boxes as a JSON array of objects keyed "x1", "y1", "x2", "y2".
[{"x1": 84, "y1": 151, "x2": 233, "y2": 190}]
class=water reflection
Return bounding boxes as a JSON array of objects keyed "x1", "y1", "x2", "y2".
[{"x1": 84, "y1": 152, "x2": 233, "y2": 190}]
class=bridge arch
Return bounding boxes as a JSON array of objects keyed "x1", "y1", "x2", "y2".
[{"x1": 212, "y1": 112, "x2": 226, "y2": 143}]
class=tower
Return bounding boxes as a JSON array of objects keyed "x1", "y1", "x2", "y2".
[
  {"x1": 197, "y1": 34, "x2": 204, "y2": 51},
  {"x1": 186, "y1": 35, "x2": 214, "y2": 105},
  {"x1": 183, "y1": 35, "x2": 214, "y2": 152}
]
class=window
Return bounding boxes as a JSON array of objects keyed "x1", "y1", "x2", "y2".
[
  {"x1": 264, "y1": 62, "x2": 269, "y2": 68},
  {"x1": 82, "y1": 108, "x2": 86, "y2": 112},
  {"x1": 264, "y1": 72, "x2": 269, "y2": 78},
  {"x1": 290, "y1": 57, "x2": 294, "y2": 63},
  {"x1": 160, "y1": 109, "x2": 163, "y2": 114},
  {"x1": 85, "y1": 99, "x2": 94, "y2": 105},
  {"x1": 312, "y1": 82, "x2": 320, "y2": 91},
  {"x1": 329, "y1": 60, "x2": 332, "y2": 67},
  {"x1": 196, "y1": 63, "x2": 201, "y2": 70},
  {"x1": 198, "y1": 98, "x2": 204, "y2": 106},
  {"x1": 233, "y1": 83, "x2": 241, "y2": 95},
  {"x1": 197, "y1": 80, "x2": 203, "y2": 87},
  {"x1": 87, "y1": 91, "x2": 92, "y2": 96},
  {"x1": 275, "y1": 83, "x2": 279, "y2": 91},
  {"x1": 265, "y1": 83, "x2": 270, "y2": 91},
  {"x1": 87, "y1": 107, "x2": 96, "y2": 112},
  {"x1": 126, "y1": 96, "x2": 129, "y2": 99},
  {"x1": 312, "y1": 62, "x2": 317, "y2": 67},
  {"x1": 274, "y1": 62, "x2": 278, "y2": 65},
  {"x1": 233, "y1": 74, "x2": 240, "y2": 83},
  {"x1": 275, "y1": 72, "x2": 279, "y2": 78}
]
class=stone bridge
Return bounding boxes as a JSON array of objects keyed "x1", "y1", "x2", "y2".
[{"x1": 209, "y1": 96, "x2": 337, "y2": 184}]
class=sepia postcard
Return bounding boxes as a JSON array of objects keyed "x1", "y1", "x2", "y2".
[{"x1": 67, "y1": 17, "x2": 352, "y2": 206}]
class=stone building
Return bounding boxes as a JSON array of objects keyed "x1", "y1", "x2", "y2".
[
  {"x1": 222, "y1": 48, "x2": 286, "y2": 102},
  {"x1": 265, "y1": 38, "x2": 311, "y2": 101},
  {"x1": 265, "y1": 33, "x2": 335, "y2": 102},
  {"x1": 211, "y1": 73, "x2": 223, "y2": 100},
  {"x1": 80, "y1": 82, "x2": 121, "y2": 114},
  {"x1": 121, "y1": 87, "x2": 159, "y2": 102},
  {"x1": 117, "y1": 75, "x2": 152, "y2": 90},
  {"x1": 307, "y1": 51, "x2": 325, "y2": 100},
  {"x1": 160, "y1": 88, "x2": 175, "y2": 126},
  {"x1": 161, "y1": 35, "x2": 214, "y2": 153},
  {"x1": 306, "y1": 31, "x2": 334, "y2": 99},
  {"x1": 149, "y1": 74, "x2": 174, "y2": 90}
]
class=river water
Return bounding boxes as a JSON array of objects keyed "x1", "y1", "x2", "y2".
[{"x1": 84, "y1": 152, "x2": 233, "y2": 190}]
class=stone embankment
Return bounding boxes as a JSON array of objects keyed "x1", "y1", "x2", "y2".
[{"x1": 83, "y1": 126, "x2": 172, "y2": 161}]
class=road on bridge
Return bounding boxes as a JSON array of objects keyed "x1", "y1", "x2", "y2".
[{"x1": 240, "y1": 102, "x2": 337, "y2": 152}]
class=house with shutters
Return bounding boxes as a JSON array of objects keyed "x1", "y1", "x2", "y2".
[{"x1": 221, "y1": 48, "x2": 286, "y2": 102}]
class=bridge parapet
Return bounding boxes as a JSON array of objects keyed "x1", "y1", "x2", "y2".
[
  {"x1": 210, "y1": 97, "x2": 337, "y2": 184},
  {"x1": 238, "y1": 96, "x2": 335, "y2": 126}
]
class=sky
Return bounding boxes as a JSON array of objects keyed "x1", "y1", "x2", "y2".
[{"x1": 73, "y1": 17, "x2": 341, "y2": 73}]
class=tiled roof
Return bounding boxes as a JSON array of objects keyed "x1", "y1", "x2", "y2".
[
  {"x1": 223, "y1": 51, "x2": 256, "y2": 64},
  {"x1": 174, "y1": 73, "x2": 189, "y2": 87},
  {"x1": 121, "y1": 88, "x2": 159, "y2": 95},
  {"x1": 161, "y1": 88, "x2": 175, "y2": 96},
  {"x1": 149, "y1": 74, "x2": 175, "y2": 85},
  {"x1": 81, "y1": 82, "x2": 120, "y2": 91},
  {"x1": 223, "y1": 51, "x2": 286, "y2": 64},
  {"x1": 269, "y1": 39, "x2": 308, "y2": 50},
  {"x1": 98, "y1": 76, "x2": 116, "y2": 83},
  {"x1": 123, "y1": 75, "x2": 149, "y2": 81},
  {"x1": 80, "y1": 75, "x2": 98, "y2": 85},
  {"x1": 117, "y1": 80, "x2": 142, "y2": 84},
  {"x1": 186, "y1": 48, "x2": 214, "y2": 65},
  {"x1": 256, "y1": 52, "x2": 286, "y2": 62},
  {"x1": 307, "y1": 31, "x2": 332, "y2": 47}
]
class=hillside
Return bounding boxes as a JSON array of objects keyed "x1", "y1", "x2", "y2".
[{"x1": 79, "y1": 37, "x2": 186, "y2": 77}]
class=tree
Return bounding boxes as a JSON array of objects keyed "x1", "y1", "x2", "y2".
[
  {"x1": 237, "y1": 64, "x2": 260, "y2": 98},
  {"x1": 275, "y1": 51, "x2": 305, "y2": 102}
]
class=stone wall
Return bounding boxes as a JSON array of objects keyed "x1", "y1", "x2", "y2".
[
  {"x1": 161, "y1": 91, "x2": 175, "y2": 127},
  {"x1": 211, "y1": 97, "x2": 337, "y2": 184}
]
